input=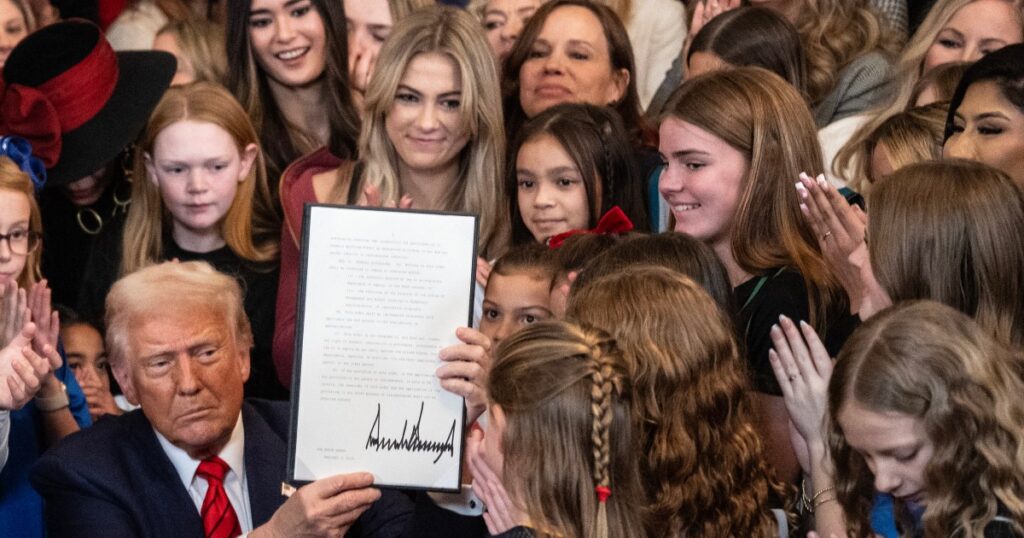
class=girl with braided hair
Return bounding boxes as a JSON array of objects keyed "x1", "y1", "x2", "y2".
[{"x1": 467, "y1": 320, "x2": 646, "y2": 538}]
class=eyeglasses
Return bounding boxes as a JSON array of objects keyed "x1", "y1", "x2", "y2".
[{"x1": 0, "y1": 229, "x2": 40, "y2": 255}]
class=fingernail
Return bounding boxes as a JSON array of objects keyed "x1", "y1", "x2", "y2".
[
  {"x1": 779, "y1": 314, "x2": 790, "y2": 323},
  {"x1": 799, "y1": 203, "x2": 809, "y2": 214},
  {"x1": 817, "y1": 174, "x2": 828, "y2": 187},
  {"x1": 799, "y1": 320, "x2": 811, "y2": 329}
]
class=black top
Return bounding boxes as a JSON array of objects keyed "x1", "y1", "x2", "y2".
[
  {"x1": 734, "y1": 267, "x2": 859, "y2": 396},
  {"x1": 39, "y1": 173, "x2": 129, "y2": 308},
  {"x1": 77, "y1": 230, "x2": 287, "y2": 400}
]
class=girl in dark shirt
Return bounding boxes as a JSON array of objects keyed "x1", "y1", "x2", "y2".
[
  {"x1": 79, "y1": 83, "x2": 284, "y2": 399},
  {"x1": 658, "y1": 67, "x2": 855, "y2": 485}
]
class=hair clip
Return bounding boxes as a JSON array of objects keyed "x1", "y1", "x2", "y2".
[
  {"x1": 595, "y1": 485, "x2": 612, "y2": 503},
  {"x1": 0, "y1": 136, "x2": 48, "y2": 192}
]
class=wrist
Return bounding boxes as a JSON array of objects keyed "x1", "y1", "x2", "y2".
[
  {"x1": 35, "y1": 381, "x2": 69, "y2": 412},
  {"x1": 36, "y1": 375, "x2": 62, "y2": 398}
]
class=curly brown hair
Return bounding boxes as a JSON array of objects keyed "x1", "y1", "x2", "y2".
[
  {"x1": 829, "y1": 301, "x2": 1024, "y2": 537},
  {"x1": 795, "y1": 0, "x2": 900, "y2": 107},
  {"x1": 568, "y1": 266, "x2": 782, "y2": 537}
]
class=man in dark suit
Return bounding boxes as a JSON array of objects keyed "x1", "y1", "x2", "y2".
[{"x1": 31, "y1": 261, "x2": 412, "y2": 537}]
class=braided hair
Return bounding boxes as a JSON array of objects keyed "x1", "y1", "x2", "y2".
[{"x1": 488, "y1": 320, "x2": 646, "y2": 538}]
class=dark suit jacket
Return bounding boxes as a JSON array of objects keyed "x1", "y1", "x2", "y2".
[{"x1": 31, "y1": 399, "x2": 412, "y2": 537}]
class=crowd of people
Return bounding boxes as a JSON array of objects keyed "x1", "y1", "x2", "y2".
[{"x1": 2, "y1": 0, "x2": 1024, "y2": 536}]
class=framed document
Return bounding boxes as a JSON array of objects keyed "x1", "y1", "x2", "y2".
[{"x1": 287, "y1": 204, "x2": 478, "y2": 492}]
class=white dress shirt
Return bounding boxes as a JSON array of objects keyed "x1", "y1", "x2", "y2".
[
  {"x1": 0, "y1": 409, "x2": 10, "y2": 471},
  {"x1": 154, "y1": 413, "x2": 255, "y2": 534}
]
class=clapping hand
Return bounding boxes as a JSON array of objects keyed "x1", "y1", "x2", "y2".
[
  {"x1": 1, "y1": 281, "x2": 27, "y2": 347},
  {"x1": 768, "y1": 315, "x2": 832, "y2": 472},
  {"x1": 27, "y1": 280, "x2": 59, "y2": 354},
  {"x1": 796, "y1": 173, "x2": 891, "y2": 319},
  {"x1": 0, "y1": 322, "x2": 62, "y2": 410}
]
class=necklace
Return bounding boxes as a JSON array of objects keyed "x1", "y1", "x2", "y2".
[{"x1": 75, "y1": 148, "x2": 134, "y2": 235}]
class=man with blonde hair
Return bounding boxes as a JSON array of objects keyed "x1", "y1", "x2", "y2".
[{"x1": 31, "y1": 261, "x2": 412, "y2": 537}]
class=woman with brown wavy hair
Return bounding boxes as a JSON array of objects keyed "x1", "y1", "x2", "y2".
[
  {"x1": 828, "y1": 300, "x2": 1024, "y2": 537},
  {"x1": 568, "y1": 266, "x2": 783, "y2": 537}
]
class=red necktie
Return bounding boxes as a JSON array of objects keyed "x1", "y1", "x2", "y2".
[{"x1": 196, "y1": 456, "x2": 242, "y2": 538}]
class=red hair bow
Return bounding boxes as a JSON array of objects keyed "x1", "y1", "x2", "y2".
[
  {"x1": 0, "y1": 80, "x2": 62, "y2": 168},
  {"x1": 547, "y1": 206, "x2": 634, "y2": 249}
]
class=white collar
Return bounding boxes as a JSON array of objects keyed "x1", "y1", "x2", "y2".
[{"x1": 154, "y1": 412, "x2": 246, "y2": 489}]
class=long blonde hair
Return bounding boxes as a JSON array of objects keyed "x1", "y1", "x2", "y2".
[
  {"x1": 832, "y1": 0, "x2": 1024, "y2": 182},
  {"x1": 122, "y1": 83, "x2": 279, "y2": 276},
  {"x1": 359, "y1": 6, "x2": 509, "y2": 259},
  {"x1": 0, "y1": 157, "x2": 41, "y2": 288},
  {"x1": 663, "y1": 67, "x2": 845, "y2": 331},
  {"x1": 489, "y1": 320, "x2": 646, "y2": 538},
  {"x1": 568, "y1": 267, "x2": 781, "y2": 537},
  {"x1": 829, "y1": 301, "x2": 1024, "y2": 537}
]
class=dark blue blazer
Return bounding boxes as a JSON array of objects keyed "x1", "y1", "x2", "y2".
[{"x1": 30, "y1": 399, "x2": 412, "y2": 537}]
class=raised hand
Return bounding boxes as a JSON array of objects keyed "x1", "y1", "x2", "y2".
[
  {"x1": 437, "y1": 327, "x2": 492, "y2": 425},
  {"x1": 27, "y1": 280, "x2": 59, "y2": 353},
  {"x1": 81, "y1": 384, "x2": 123, "y2": 421},
  {"x1": 683, "y1": 0, "x2": 742, "y2": 62},
  {"x1": 768, "y1": 315, "x2": 832, "y2": 456},
  {"x1": 1, "y1": 281, "x2": 27, "y2": 347},
  {"x1": 0, "y1": 323, "x2": 61, "y2": 410},
  {"x1": 467, "y1": 427, "x2": 524, "y2": 535},
  {"x1": 796, "y1": 172, "x2": 891, "y2": 318}
]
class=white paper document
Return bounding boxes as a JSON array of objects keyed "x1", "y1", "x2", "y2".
[{"x1": 288, "y1": 205, "x2": 477, "y2": 492}]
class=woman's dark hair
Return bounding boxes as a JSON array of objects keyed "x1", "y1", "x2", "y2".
[
  {"x1": 501, "y1": 0, "x2": 649, "y2": 146},
  {"x1": 688, "y1": 6, "x2": 807, "y2": 96},
  {"x1": 572, "y1": 232, "x2": 735, "y2": 317},
  {"x1": 945, "y1": 43, "x2": 1024, "y2": 141},
  {"x1": 225, "y1": 0, "x2": 361, "y2": 183},
  {"x1": 507, "y1": 103, "x2": 649, "y2": 245}
]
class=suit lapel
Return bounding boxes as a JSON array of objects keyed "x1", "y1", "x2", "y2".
[
  {"x1": 243, "y1": 402, "x2": 289, "y2": 527},
  {"x1": 124, "y1": 410, "x2": 206, "y2": 537}
]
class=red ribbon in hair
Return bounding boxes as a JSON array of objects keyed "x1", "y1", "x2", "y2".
[
  {"x1": 0, "y1": 37, "x2": 119, "y2": 167},
  {"x1": 547, "y1": 206, "x2": 634, "y2": 249},
  {"x1": 595, "y1": 486, "x2": 612, "y2": 503}
]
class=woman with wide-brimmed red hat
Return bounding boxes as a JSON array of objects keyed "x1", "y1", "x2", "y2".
[
  {"x1": 0, "y1": 19, "x2": 174, "y2": 309},
  {"x1": 0, "y1": 19, "x2": 173, "y2": 537}
]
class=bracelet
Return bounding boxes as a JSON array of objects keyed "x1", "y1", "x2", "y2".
[
  {"x1": 814, "y1": 494, "x2": 838, "y2": 509},
  {"x1": 35, "y1": 381, "x2": 70, "y2": 412},
  {"x1": 812, "y1": 486, "x2": 835, "y2": 503}
]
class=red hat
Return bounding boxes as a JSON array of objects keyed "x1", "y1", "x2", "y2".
[{"x1": 0, "y1": 19, "x2": 175, "y2": 186}]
